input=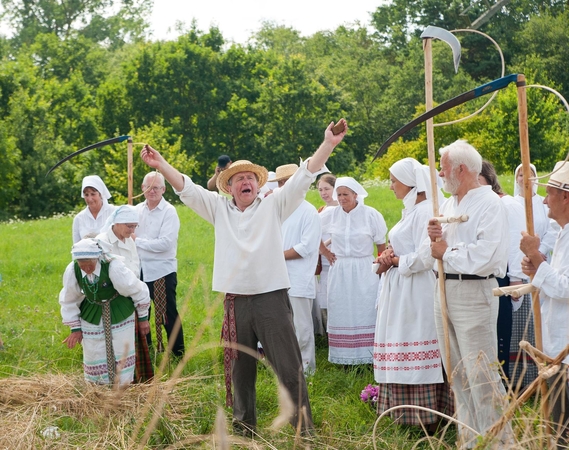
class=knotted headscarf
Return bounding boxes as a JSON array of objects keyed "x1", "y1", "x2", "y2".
[
  {"x1": 333, "y1": 177, "x2": 368, "y2": 204},
  {"x1": 101, "y1": 205, "x2": 139, "y2": 233},
  {"x1": 71, "y1": 238, "x2": 103, "y2": 260}
]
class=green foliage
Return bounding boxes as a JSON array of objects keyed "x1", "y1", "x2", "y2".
[
  {"x1": 1, "y1": 1, "x2": 569, "y2": 219},
  {"x1": 0, "y1": 120, "x2": 20, "y2": 218},
  {"x1": 512, "y1": 9, "x2": 569, "y2": 101},
  {"x1": 104, "y1": 121, "x2": 198, "y2": 205},
  {"x1": 0, "y1": 0, "x2": 152, "y2": 48}
]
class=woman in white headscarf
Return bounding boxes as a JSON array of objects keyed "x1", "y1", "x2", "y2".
[
  {"x1": 72, "y1": 175, "x2": 116, "y2": 243},
  {"x1": 59, "y1": 238, "x2": 150, "y2": 386},
  {"x1": 373, "y1": 158, "x2": 452, "y2": 430},
  {"x1": 97, "y1": 205, "x2": 140, "y2": 276},
  {"x1": 322, "y1": 177, "x2": 387, "y2": 365}
]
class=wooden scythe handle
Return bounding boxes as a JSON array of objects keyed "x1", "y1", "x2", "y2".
[{"x1": 424, "y1": 37, "x2": 453, "y2": 383}]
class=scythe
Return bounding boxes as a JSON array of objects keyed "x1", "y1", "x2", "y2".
[{"x1": 46, "y1": 135, "x2": 135, "y2": 204}]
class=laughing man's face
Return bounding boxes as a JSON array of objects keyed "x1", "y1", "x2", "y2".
[{"x1": 228, "y1": 171, "x2": 259, "y2": 210}]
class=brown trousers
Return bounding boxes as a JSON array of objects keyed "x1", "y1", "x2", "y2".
[{"x1": 231, "y1": 289, "x2": 313, "y2": 431}]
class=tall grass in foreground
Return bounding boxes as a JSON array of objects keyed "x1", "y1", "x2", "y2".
[{"x1": 0, "y1": 179, "x2": 553, "y2": 448}]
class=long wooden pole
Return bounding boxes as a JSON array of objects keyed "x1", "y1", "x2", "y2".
[
  {"x1": 516, "y1": 73, "x2": 549, "y2": 441},
  {"x1": 128, "y1": 137, "x2": 133, "y2": 205},
  {"x1": 424, "y1": 38, "x2": 452, "y2": 381}
]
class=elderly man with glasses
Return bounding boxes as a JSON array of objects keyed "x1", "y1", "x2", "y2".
[{"x1": 135, "y1": 171, "x2": 185, "y2": 358}]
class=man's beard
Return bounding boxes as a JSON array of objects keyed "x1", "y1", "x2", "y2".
[{"x1": 443, "y1": 171, "x2": 460, "y2": 195}]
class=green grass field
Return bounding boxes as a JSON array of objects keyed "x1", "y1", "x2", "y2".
[{"x1": 0, "y1": 177, "x2": 549, "y2": 449}]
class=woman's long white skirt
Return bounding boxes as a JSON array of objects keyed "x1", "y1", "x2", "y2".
[
  {"x1": 80, "y1": 313, "x2": 136, "y2": 385},
  {"x1": 327, "y1": 256, "x2": 378, "y2": 364}
]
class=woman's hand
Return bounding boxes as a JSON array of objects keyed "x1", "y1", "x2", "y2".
[
  {"x1": 63, "y1": 330, "x2": 83, "y2": 349},
  {"x1": 377, "y1": 248, "x2": 395, "y2": 267},
  {"x1": 323, "y1": 248, "x2": 336, "y2": 265},
  {"x1": 139, "y1": 320, "x2": 150, "y2": 335}
]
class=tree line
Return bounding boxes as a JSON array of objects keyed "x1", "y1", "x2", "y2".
[{"x1": 1, "y1": 0, "x2": 568, "y2": 220}]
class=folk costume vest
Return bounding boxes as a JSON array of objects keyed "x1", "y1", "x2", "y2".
[{"x1": 73, "y1": 261, "x2": 135, "y2": 325}]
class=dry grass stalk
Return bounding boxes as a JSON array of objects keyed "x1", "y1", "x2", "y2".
[
  {"x1": 0, "y1": 372, "x2": 213, "y2": 449},
  {"x1": 213, "y1": 406, "x2": 229, "y2": 450},
  {"x1": 270, "y1": 383, "x2": 295, "y2": 431}
]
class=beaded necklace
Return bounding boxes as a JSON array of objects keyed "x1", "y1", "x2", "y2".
[{"x1": 82, "y1": 275, "x2": 99, "y2": 303}]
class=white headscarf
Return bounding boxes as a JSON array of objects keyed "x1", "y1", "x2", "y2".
[
  {"x1": 266, "y1": 171, "x2": 279, "y2": 191},
  {"x1": 514, "y1": 163, "x2": 538, "y2": 197},
  {"x1": 81, "y1": 175, "x2": 112, "y2": 205},
  {"x1": 389, "y1": 158, "x2": 445, "y2": 211},
  {"x1": 71, "y1": 238, "x2": 102, "y2": 260},
  {"x1": 101, "y1": 205, "x2": 139, "y2": 233},
  {"x1": 333, "y1": 177, "x2": 368, "y2": 204}
]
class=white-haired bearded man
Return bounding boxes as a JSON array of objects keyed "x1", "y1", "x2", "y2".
[
  {"x1": 420, "y1": 140, "x2": 513, "y2": 448},
  {"x1": 140, "y1": 120, "x2": 347, "y2": 436}
]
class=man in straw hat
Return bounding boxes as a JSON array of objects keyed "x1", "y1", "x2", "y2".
[
  {"x1": 520, "y1": 161, "x2": 569, "y2": 449},
  {"x1": 269, "y1": 163, "x2": 321, "y2": 375},
  {"x1": 421, "y1": 140, "x2": 513, "y2": 447},
  {"x1": 140, "y1": 119, "x2": 347, "y2": 435},
  {"x1": 59, "y1": 238, "x2": 151, "y2": 386}
]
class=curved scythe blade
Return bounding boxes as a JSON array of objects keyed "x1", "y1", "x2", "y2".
[
  {"x1": 421, "y1": 25, "x2": 461, "y2": 73},
  {"x1": 373, "y1": 74, "x2": 519, "y2": 161},
  {"x1": 46, "y1": 135, "x2": 130, "y2": 176}
]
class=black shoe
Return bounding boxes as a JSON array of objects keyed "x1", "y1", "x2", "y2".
[{"x1": 232, "y1": 420, "x2": 255, "y2": 438}]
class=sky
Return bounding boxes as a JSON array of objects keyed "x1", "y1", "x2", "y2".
[{"x1": 148, "y1": 0, "x2": 382, "y2": 43}]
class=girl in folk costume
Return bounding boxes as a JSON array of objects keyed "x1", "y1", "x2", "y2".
[
  {"x1": 59, "y1": 238, "x2": 150, "y2": 385},
  {"x1": 322, "y1": 177, "x2": 387, "y2": 365},
  {"x1": 373, "y1": 158, "x2": 453, "y2": 430}
]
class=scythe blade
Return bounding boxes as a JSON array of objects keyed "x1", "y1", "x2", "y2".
[
  {"x1": 373, "y1": 74, "x2": 519, "y2": 161},
  {"x1": 420, "y1": 26, "x2": 462, "y2": 73},
  {"x1": 46, "y1": 135, "x2": 130, "y2": 176}
]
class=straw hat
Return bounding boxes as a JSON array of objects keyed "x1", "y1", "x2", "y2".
[
  {"x1": 538, "y1": 161, "x2": 569, "y2": 192},
  {"x1": 216, "y1": 160, "x2": 269, "y2": 195},
  {"x1": 268, "y1": 164, "x2": 299, "y2": 182}
]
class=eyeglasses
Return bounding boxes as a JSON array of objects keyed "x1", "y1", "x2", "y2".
[
  {"x1": 143, "y1": 186, "x2": 164, "y2": 192},
  {"x1": 123, "y1": 224, "x2": 138, "y2": 230}
]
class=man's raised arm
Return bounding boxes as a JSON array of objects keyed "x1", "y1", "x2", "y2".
[
  {"x1": 140, "y1": 145, "x2": 185, "y2": 192},
  {"x1": 307, "y1": 119, "x2": 348, "y2": 173}
]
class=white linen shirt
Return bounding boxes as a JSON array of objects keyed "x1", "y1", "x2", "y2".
[
  {"x1": 500, "y1": 195, "x2": 526, "y2": 281},
  {"x1": 515, "y1": 194, "x2": 560, "y2": 258},
  {"x1": 174, "y1": 159, "x2": 323, "y2": 295},
  {"x1": 531, "y1": 225, "x2": 569, "y2": 364},
  {"x1": 420, "y1": 185, "x2": 509, "y2": 277},
  {"x1": 72, "y1": 203, "x2": 116, "y2": 243},
  {"x1": 321, "y1": 202, "x2": 387, "y2": 257},
  {"x1": 282, "y1": 200, "x2": 321, "y2": 298},
  {"x1": 96, "y1": 229, "x2": 140, "y2": 276},
  {"x1": 59, "y1": 259, "x2": 150, "y2": 330},
  {"x1": 135, "y1": 198, "x2": 180, "y2": 282}
]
